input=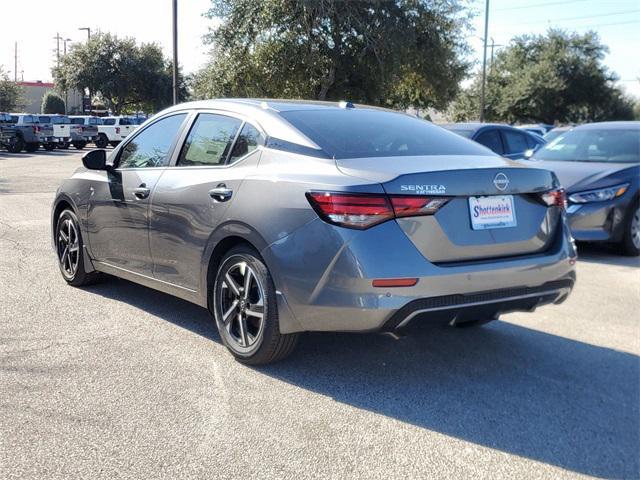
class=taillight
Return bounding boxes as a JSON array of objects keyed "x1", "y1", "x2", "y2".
[
  {"x1": 306, "y1": 192, "x2": 449, "y2": 230},
  {"x1": 539, "y1": 188, "x2": 567, "y2": 210},
  {"x1": 33, "y1": 126, "x2": 40, "y2": 133},
  {"x1": 116, "y1": 127, "x2": 120, "y2": 134},
  {"x1": 306, "y1": 192, "x2": 393, "y2": 229},
  {"x1": 390, "y1": 196, "x2": 451, "y2": 218}
]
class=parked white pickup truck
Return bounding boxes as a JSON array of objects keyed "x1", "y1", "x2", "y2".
[
  {"x1": 69, "y1": 116, "x2": 101, "y2": 149},
  {"x1": 95, "y1": 116, "x2": 140, "y2": 148},
  {"x1": 38, "y1": 115, "x2": 80, "y2": 149}
]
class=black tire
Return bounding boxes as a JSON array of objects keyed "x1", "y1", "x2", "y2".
[
  {"x1": 55, "y1": 209, "x2": 101, "y2": 287},
  {"x1": 621, "y1": 200, "x2": 640, "y2": 256},
  {"x1": 7, "y1": 136, "x2": 23, "y2": 153},
  {"x1": 25, "y1": 142, "x2": 39, "y2": 152},
  {"x1": 109, "y1": 141, "x2": 120, "y2": 148},
  {"x1": 73, "y1": 141, "x2": 86, "y2": 150},
  {"x1": 95, "y1": 134, "x2": 108, "y2": 149},
  {"x1": 44, "y1": 142, "x2": 56, "y2": 151},
  {"x1": 212, "y1": 245, "x2": 299, "y2": 365}
]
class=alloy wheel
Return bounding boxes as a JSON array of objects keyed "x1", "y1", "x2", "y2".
[
  {"x1": 631, "y1": 206, "x2": 640, "y2": 250},
  {"x1": 217, "y1": 261, "x2": 265, "y2": 351},
  {"x1": 57, "y1": 218, "x2": 80, "y2": 278}
]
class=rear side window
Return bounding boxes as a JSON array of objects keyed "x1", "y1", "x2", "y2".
[
  {"x1": 279, "y1": 109, "x2": 491, "y2": 159},
  {"x1": 118, "y1": 113, "x2": 187, "y2": 168},
  {"x1": 502, "y1": 130, "x2": 529, "y2": 154},
  {"x1": 228, "y1": 123, "x2": 264, "y2": 163},
  {"x1": 475, "y1": 129, "x2": 504, "y2": 154},
  {"x1": 178, "y1": 113, "x2": 242, "y2": 167}
]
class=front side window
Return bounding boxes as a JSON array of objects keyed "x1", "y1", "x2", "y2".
[
  {"x1": 178, "y1": 113, "x2": 242, "y2": 167},
  {"x1": 476, "y1": 129, "x2": 504, "y2": 154},
  {"x1": 502, "y1": 130, "x2": 529, "y2": 154},
  {"x1": 229, "y1": 123, "x2": 264, "y2": 163},
  {"x1": 118, "y1": 113, "x2": 187, "y2": 169}
]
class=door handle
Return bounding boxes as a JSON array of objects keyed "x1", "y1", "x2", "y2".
[
  {"x1": 132, "y1": 184, "x2": 150, "y2": 199},
  {"x1": 209, "y1": 184, "x2": 233, "y2": 202}
]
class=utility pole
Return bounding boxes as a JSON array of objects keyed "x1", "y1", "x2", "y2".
[
  {"x1": 79, "y1": 27, "x2": 91, "y2": 113},
  {"x1": 54, "y1": 33, "x2": 62, "y2": 69},
  {"x1": 480, "y1": 0, "x2": 489, "y2": 123},
  {"x1": 63, "y1": 39, "x2": 71, "y2": 114},
  {"x1": 489, "y1": 37, "x2": 503, "y2": 70},
  {"x1": 14, "y1": 42, "x2": 17, "y2": 82},
  {"x1": 172, "y1": 0, "x2": 179, "y2": 105}
]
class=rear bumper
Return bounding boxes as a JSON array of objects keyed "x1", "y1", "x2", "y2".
[{"x1": 264, "y1": 218, "x2": 577, "y2": 334}]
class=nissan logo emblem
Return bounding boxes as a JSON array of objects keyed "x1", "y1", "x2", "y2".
[{"x1": 493, "y1": 173, "x2": 509, "y2": 191}]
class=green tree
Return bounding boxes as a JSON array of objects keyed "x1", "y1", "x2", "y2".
[
  {"x1": 41, "y1": 91, "x2": 65, "y2": 114},
  {"x1": 194, "y1": 0, "x2": 472, "y2": 110},
  {"x1": 53, "y1": 32, "x2": 187, "y2": 115},
  {"x1": 0, "y1": 67, "x2": 22, "y2": 111},
  {"x1": 452, "y1": 30, "x2": 635, "y2": 123}
]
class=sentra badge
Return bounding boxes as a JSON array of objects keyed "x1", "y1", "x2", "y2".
[{"x1": 400, "y1": 184, "x2": 446, "y2": 194}]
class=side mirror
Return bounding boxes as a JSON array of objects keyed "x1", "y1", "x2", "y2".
[
  {"x1": 82, "y1": 149, "x2": 109, "y2": 170},
  {"x1": 523, "y1": 148, "x2": 535, "y2": 159}
]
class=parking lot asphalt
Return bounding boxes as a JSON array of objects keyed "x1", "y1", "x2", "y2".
[{"x1": 1, "y1": 149, "x2": 639, "y2": 480}]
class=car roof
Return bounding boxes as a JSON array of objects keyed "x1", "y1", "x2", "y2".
[
  {"x1": 574, "y1": 121, "x2": 640, "y2": 131},
  {"x1": 441, "y1": 122, "x2": 527, "y2": 132},
  {"x1": 159, "y1": 98, "x2": 394, "y2": 150}
]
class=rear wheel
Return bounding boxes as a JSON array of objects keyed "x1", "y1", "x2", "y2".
[
  {"x1": 7, "y1": 136, "x2": 23, "y2": 153},
  {"x1": 55, "y1": 209, "x2": 101, "y2": 286},
  {"x1": 95, "y1": 134, "x2": 108, "y2": 149},
  {"x1": 73, "y1": 141, "x2": 86, "y2": 150},
  {"x1": 621, "y1": 201, "x2": 640, "y2": 256},
  {"x1": 25, "y1": 143, "x2": 39, "y2": 152},
  {"x1": 213, "y1": 245, "x2": 299, "y2": 365}
]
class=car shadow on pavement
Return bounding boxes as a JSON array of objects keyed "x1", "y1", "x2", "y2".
[
  {"x1": 86, "y1": 277, "x2": 639, "y2": 479},
  {"x1": 577, "y1": 243, "x2": 640, "y2": 267}
]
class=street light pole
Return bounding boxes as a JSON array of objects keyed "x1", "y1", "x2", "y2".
[
  {"x1": 63, "y1": 39, "x2": 71, "y2": 114},
  {"x1": 172, "y1": 0, "x2": 179, "y2": 105},
  {"x1": 480, "y1": 0, "x2": 490, "y2": 122},
  {"x1": 79, "y1": 27, "x2": 91, "y2": 41}
]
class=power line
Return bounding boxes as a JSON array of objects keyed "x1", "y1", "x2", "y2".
[
  {"x1": 521, "y1": 9, "x2": 640, "y2": 25},
  {"x1": 495, "y1": 0, "x2": 590, "y2": 12}
]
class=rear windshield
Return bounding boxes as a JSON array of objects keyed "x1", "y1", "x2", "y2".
[
  {"x1": 102, "y1": 118, "x2": 116, "y2": 125},
  {"x1": 88, "y1": 117, "x2": 102, "y2": 125},
  {"x1": 51, "y1": 115, "x2": 70, "y2": 124},
  {"x1": 38, "y1": 116, "x2": 52, "y2": 124},
  {"x1": 535, "y1": 128, "x2": 640, "y2": 163},
  {"x1": 279, "y1": 109, "x2": 491, "y2": 159},
  {"x1": 70, "y1": 118, "x2": 84, "y2": 125}
]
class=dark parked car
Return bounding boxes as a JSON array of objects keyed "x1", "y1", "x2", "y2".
[
  {"x1": 0, "y1": 112, "x2": 20, "y2": 152},
  {"x1": 525, "y1": 121, "x2": 639, "y2": 255},
  {"x1": 442, "y1": 123, "x2": 546, "y2": 160}
]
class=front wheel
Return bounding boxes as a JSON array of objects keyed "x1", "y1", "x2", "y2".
[
  {"x1": 95, "y1": 134, "x2": 108, "y2": 149},
  {"x1": 621, "y1": 201, "x2": 640, "y2": 256},
  {"x1": 55, "y1": 209, "x2": 101, "y2": 286},
  {"x1": 213, "y1": 246, "x2": 299, "y2": 365},
  {"x1": 73, "y1": 141, "x2": 86, "y2": 150}
]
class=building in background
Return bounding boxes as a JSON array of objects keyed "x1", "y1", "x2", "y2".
[{"x1": 16, "y1": 81, "x2": 84, "y2": 114}]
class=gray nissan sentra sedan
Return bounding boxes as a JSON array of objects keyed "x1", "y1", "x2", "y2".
[{"x1": 52, "y1": 99, "x2": 577, "y2": 364}]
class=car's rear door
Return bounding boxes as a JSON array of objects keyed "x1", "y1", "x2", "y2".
[
  {"x1": 149, "y1": 111, "x2": 265, "y2": 291},
  {"x1": 86, "y1": 113, "x2": 188, "y2": 276},
  {"x1": 501, "y1": 128, "x2": 531, "y2": 160}
]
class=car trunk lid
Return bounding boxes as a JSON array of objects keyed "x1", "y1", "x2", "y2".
[{"x1": 336, "y1": 156, "x2": 561, "y2": 263}]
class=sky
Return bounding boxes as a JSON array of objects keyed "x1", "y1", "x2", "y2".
[{"x1": 1, "y1": 0, "x2": 639, "y2": 98}]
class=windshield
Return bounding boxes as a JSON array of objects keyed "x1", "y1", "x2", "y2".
[
  {"x1": 279, "y1": 109, "x2": 491, "y2": 159},
  {"x1": 535, "y1": 128, "x2": 640, "y2": 163}
]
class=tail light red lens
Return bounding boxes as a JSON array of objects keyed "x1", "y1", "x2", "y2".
[
  {"x1": 116, "y1": 127, "x2": 120, "y2": 134},
  {"x1": 390, "y1": 196, "x2": 451, "y2": 218},
  {"x1": 306, "y1": 192, "x2": 394, "y2": 229},
  {"x1": 306, "y1": 192, "x2": 449, "y2": 230},
  {"x1": 540, "y1": 188, "x2": 567, "y2": 210}
]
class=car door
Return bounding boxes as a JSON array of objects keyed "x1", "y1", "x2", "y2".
[
  {"x1": 86, "y1": 112, "x2": 188, "y2": 276},
  {"x1": 501, "y1": 128, "x2": 530, "y2": 160},
  {"x1": 474, "y1": 128, "x2": 505, "y2": 156},
  {"x1": 149, "y1": 112, "x2": 265, "y2": 291}
]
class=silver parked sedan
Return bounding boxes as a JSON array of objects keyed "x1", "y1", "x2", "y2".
[{"x1": 52, "y1": 99, "x2": 577, "y2": 364}]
